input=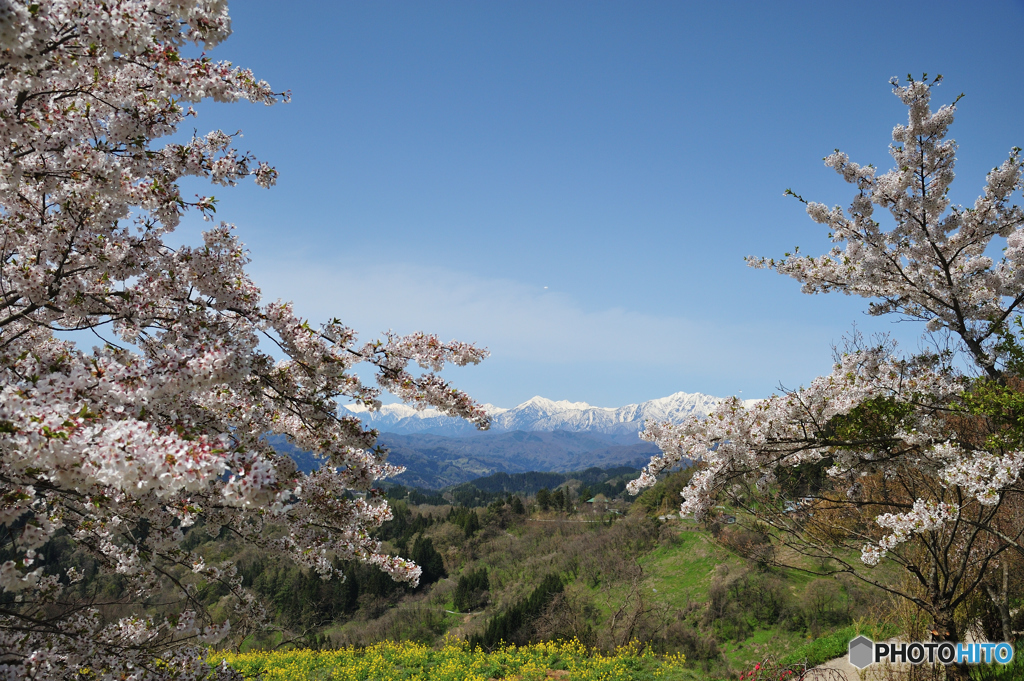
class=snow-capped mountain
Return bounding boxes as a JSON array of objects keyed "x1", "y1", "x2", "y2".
[{"x1": 343, "y1": 392, "x2": 756, "y2": 436}]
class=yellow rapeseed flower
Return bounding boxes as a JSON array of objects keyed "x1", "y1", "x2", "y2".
[{"x1": 210, "y1": 637, "x2": 685, "y2": 681}]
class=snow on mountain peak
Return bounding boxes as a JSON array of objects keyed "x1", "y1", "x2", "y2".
[
  {"x1": 341, "y1": 390, "x2": 752, "y2": 436},
  {"x1": 519, "y1": 395, "x2": 596, "y2": 411},
  {"x1": 377, "y1": 403, "x2": 423, "y2": 419}
]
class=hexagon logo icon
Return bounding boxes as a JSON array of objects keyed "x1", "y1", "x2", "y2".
[{"x1": 849, "y1": 635, "x2": 874, "y2": 669}]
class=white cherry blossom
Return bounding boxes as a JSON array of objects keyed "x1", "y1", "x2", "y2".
[
  {"x1": 633, "y1": 77, "x2": 1024, "y2": 566},
  {"x1": 0, "y1": 2, "x2": 488, "y2": 677}
]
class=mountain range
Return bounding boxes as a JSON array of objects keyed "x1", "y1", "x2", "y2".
[
  {"x1": 273, "y1": 392, "x2": 748, "y2": 489},
  {"x1": 343, "y1": 391, "x2": 749, "y2": 437}
]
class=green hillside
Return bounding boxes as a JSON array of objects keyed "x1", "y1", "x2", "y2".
[
  {"x1": 214, "y1": 470, "x2": 894, "y2": 678},
  {"x1": 42, "y1": 466, "x2": 898, "y2": 679}
]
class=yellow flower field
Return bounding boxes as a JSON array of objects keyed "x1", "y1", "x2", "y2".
[{"x1": 212, "y1": 638, "x2": 686, "y2": 681}]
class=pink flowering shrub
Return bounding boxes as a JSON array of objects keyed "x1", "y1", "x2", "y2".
[{"x1": 738, "y1": 657, "x2": 844, "y2": 681}]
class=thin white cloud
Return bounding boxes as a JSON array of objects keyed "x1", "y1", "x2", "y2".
[{"x1": 249, "y1": 259, "x2": 836, "y2": 378}]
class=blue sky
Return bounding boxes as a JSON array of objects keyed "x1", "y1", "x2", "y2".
[{"x1": 178, "y1": 0, "x2": 1024, "y2": 408}]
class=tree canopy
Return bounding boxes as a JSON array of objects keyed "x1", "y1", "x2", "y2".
[
  {"x1": 0, "y1": 2, "x2": 486, "y2": 678},
  {"x1": 630, "y1": 77, "x2": 1024, "y2": 669}
]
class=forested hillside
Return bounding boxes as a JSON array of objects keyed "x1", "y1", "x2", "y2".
[
  {"x1": 268, "y1": 432, "x2": 659, "y2": 488},
  {"x1": 129, "y1": 469, "x2": 897, "y2": 678},
  {"x1": 382, "y1": 465, "x2": 642, "y2": 508}
]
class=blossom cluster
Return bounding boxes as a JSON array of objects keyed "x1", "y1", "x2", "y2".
[
  {"x1": 629, "y1": 346, "x2": 982, "y2": 535},
  {"x1": 750, "y1": 79, "x2": 1024, "y2": 377},
  {"x1": 862, "y1": 499, "x2": 960, "y2": 565},
  {"x1": 0, "y1": 2, "x2": 488, "y2": 678}
]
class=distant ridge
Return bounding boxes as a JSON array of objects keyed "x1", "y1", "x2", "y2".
[
  {"x1": 270, "y1": 430, "x2": 660, "y2": 490},
  {"x1": 271, "y1": 392, "x2": 753, "y2": 488},
  {"x1": 343, "y1": 391, "x2": 756, "y2": 436}
]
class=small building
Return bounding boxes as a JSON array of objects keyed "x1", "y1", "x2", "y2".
[{"x1": 586, "y1": 494, "x2": 609, "y2": 514}]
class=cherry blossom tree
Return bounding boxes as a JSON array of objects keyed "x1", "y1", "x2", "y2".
[
  {"x1": 0, "y1": 1, "x2": 488, "y2": 678},
  {"x1": 630, "y1": 76, "x2": 1024, "y2": 663}
]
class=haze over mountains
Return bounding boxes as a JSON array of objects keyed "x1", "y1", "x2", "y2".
[
  {"x1": 343, "y1": 391, "x2": 748, "y2": 437},
  {"x1": 273, "y1": 392, "x2": 748, "y2": 488}
]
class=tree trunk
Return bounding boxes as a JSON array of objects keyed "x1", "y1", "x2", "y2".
[
  {"x1": 932, "y1": 612, "x2": 970, "y2": 681},
  {"x1": 983, "y1": 562, "x2": 1013, "y2": 644}
]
